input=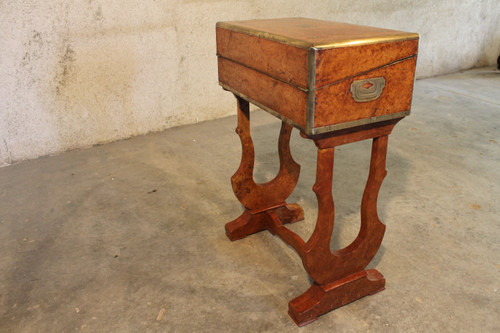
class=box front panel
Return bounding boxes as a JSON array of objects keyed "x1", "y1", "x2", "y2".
[
  {"x1": 218, "y1": 57, "x2": 307, "y2": 129},
  {"x1": 313, "y1": 56, "x2": 417, "y2": 128}
]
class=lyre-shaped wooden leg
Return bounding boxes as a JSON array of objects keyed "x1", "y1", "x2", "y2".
[
  {"x1": 224, "y1": 100, "x2": 400, "y2": 325},
  {"x1": 288, "y1": 135, "x2": 390, "y2": 326},
  {"x1": 225, "y1": 96, "x2": 304, "y2": 241}
]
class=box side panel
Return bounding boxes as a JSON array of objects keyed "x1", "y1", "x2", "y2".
[
  {"x1": 216, "y1": 27, "x2": 308, "y2": 89},
  {"x1": 218, "y1": 57, "x2": 307, "y2": 128},
  {"x1": 314, "y1": 56, "x2": 417, "y2": 128},
  {"x1": 315, "y1": 39, "x2": 418, "y2": 88}
]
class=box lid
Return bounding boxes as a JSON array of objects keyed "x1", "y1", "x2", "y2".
[{"x1": 216, "y1": 17, "x2": 419, "y2": 50}]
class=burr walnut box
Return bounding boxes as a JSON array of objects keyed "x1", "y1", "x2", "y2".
[{"x1": 216, "y1": 18, "x2": 419, "y2": 135}]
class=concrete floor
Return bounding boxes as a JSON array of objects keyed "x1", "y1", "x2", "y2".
[{"x1": 1, "y1": 68, "x2": 499, "y2": 332}]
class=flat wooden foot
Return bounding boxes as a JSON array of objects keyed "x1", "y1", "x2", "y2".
[
  {"x1": 288, "y1": 269, "x2": 385, "y2": 326},
  {"x1": 225, "y1": 204, "x2": 304, "y2": 241}
]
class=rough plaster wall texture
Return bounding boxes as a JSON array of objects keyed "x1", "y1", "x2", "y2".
[{"x1": 0, "y1": 0, "x2": 499, "y2": 166}]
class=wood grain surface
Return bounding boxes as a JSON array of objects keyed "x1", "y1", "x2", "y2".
[
  {"x1": 315, "y1": 39, "x2": 418, "y2": 87},
  {"x1": 218, "y1": 57, "x2": 307, "y2": 128},
  {"x1": 217, "y1": 27, "x2": 308, "y2": 89},
  {"x1": 314, "y1": 57, "x2": 417, "y2": 128},
  {"x1": 217, "y1": 18, "x2": 418, "y2": 133}
]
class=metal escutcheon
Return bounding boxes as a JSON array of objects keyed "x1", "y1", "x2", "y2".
[{"x1": 350, "y1": 77, "x2": 386, "y2": 102}]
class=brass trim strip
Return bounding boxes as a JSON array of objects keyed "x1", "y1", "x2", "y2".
[
  {"x1": 408, "y1": 53, "x2": 419, "y2": 119},
  {"x1": 309, "y1": 110, "x2": 411, "y2": 135},
  {"x1": 306, "y1": 48, "x2": 317, "y2": 134},
  {"x1": 314, "y1": 34, "x2": 419, "y2": 50},
  {"x1": 216, "y1": 21, "x2": 419, "y2": 50}
]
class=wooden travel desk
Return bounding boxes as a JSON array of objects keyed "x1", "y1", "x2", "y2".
[{"x1": 216, "y1": 17, "x2": 419, "y2": 326}]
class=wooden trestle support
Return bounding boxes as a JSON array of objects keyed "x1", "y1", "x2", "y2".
[{"x1": 225, "y1": 96, "x2": 400, "y2": 326}]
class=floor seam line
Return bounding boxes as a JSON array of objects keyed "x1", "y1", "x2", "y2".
[{"x1": 427, "y1": 84, "x2": 500, "y2": 107}]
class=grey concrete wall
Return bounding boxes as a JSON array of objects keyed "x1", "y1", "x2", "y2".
[{"x1": 1, "y1": 0, "x2": 499, "y2": 166}]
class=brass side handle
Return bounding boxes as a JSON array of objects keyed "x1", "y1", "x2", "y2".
[{"x1": 350, "y1": 77, "x2": 386, "y2": 102}]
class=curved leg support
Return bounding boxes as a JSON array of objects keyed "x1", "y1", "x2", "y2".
[
  {"x1": 225, "y1": 95, "x2": 303, "y2": 241},
  {"x1": 230, "y1": 96, "x2": 300, "y2": 211},
  {"x1": 224, "y1": 94, "x2": 399, "y2": 326},
  {"x1": 289, "y1": 135, "x2": 390, "y2": 325},
  {"x1": 301, "y1": 135, "x2": 388, "y2": 284}
]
